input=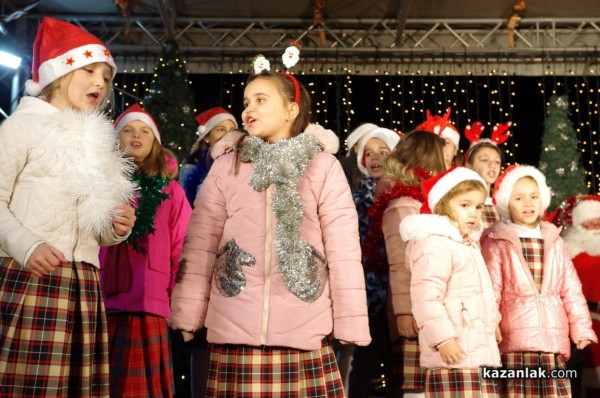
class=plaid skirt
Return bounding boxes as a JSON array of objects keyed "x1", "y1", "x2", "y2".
[
  {"x1": 499, "y1": 352, "x2": 571, "y2": 398},
  {"x1": 398, "y1": 337, "x2": 426, "y2": 391},
  {"x1": 106, "y1": 313, "x2": 174, "y2": 398},
  {"x1": 426, "y1": 368, "x2": 499, "y2": 397},
  {"x1": 206, "y1": 338, "x2": 345, "y2": 397},
  {"x1": 0, "y1": 257, "x2": 109, "y2": 397}
]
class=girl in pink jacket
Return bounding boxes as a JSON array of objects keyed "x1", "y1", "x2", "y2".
[
  {"x1": 481, "y1": 165, "x2": 597, "y2": 397},
  {"x1": 400, "y1": 166, "x2": 502, "y2": 397},
  {"x1": 170, "y1": 69, "x2": 370, "y2": 397},
  {"x1": 99, "y1": 104, "x2": 192, "y2": 398}
]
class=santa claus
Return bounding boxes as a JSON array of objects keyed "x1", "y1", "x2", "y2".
[{"x1": 559, "y1": 195, "x2": 600, "y2": 397}]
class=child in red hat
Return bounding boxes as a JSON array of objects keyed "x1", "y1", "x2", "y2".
[
  {"x1": 0, "y1": 17, "x2": 136, "y2": 395},
  {"x1": 99, "y1": 104, "x2": 192, "y2": 398},
  {"x1": 400, "y1": 166, "x2": 502, "y2": 396},
  {"x1": 481, "y1": 165, "x2": 597, "y2": 397},
  {"x1": 179, "y1": 106, "x2": 238, "y2": 206}
]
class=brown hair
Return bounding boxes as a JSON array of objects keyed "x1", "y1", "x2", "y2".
[
  {"x1": 136, "y1": 140, "x2": 178, "y2": 180},
  {"x1": 245, "y1": 71, "x2": 312, "y2": 137},
  {"x1": 41, "y1": 64, "x2": 114, "y2": 110},
  {"x1": 434, "y1": 179, "x2": 486, "y2": 220},
  {"x1": 384, "y1": 130, "x2": 447, "y2": 185},
  {"x1": 464, "y1": 141, "x2": 503, "y2": 166}
]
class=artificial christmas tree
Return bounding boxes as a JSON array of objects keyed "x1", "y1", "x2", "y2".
[
  {"x1": 539, "y1": 94, "x2": 587, "y2": 210},
  {"x1": 144, "y1": 39, "x2": 197, "y2": 165}
]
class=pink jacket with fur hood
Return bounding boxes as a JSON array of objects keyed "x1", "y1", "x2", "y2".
[
  {"x1": 170, "y1": 125, "x2": 371, "y2": 351},
  {"x1": 481, "y1": 221, "x2": 597, "y2": 359},
  {"x1": 400, "y1": 214, "x2": 501, "y2": 369}
]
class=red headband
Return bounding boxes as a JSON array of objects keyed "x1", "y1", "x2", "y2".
[{"x1": 281, "y1": 72, "x2": 300, "y2": 104}]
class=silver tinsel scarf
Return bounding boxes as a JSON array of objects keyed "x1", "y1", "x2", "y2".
[{"x1": 239, "y1": 133, "x2": 326, "y2": 302}]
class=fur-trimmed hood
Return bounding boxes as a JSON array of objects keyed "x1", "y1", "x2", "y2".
[{"x1": 400, "y1": 213, "x2": 482, "y2": 243}]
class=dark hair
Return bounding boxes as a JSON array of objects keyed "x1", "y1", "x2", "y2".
[
  {"x1": 245, "y1": 71, "x2": 312, "y2": 137},
  {"x1": 464, "y1": 141, "x2": 503, "y2": 165},
  {"x1": 384, "y1": 130, "x2": 447, "y2": 184}
]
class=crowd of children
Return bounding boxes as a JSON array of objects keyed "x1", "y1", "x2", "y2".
[{"x1": 1, "y1": 15, "x2": 599, "y2": 398}]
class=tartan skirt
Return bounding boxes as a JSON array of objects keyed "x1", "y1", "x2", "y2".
[
  {"x1": 499, "y1": 352, "x2": 571, "y2": 398},
  {"x1": 425, "y1": 368, "x2": 499, "y2": 398},
  {"x1": 0, "y1": 257, "x2": 109, "y2": 397},
  {"x1": 206, "y1": 338, "x2": 345, "y2": 397},
  {"x1": 399, "y1": 337, "x2": 426, "y2": 391},
  {"x1": 106, "y1": 313, "x2": 175, "y2": 398}
]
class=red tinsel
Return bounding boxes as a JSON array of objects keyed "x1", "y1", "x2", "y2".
[{"x1": 362, "y1": 167, "x2": 431, "y2": 276}]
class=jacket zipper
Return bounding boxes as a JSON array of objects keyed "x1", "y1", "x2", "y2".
[{"x1": 260, "y1": 186, "x2": 273, "y2": 345}]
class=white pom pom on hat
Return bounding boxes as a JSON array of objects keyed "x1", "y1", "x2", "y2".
[
  {"x1": 194, "y1": 107, "x2": 238, "y2": 142},
  {"x1": 25, "y1": 17, "x2": 117, "y2": 97}
]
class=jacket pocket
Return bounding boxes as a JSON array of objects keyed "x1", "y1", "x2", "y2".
[{"x1": 214, "y1": 239, "x2": 256, "y2": 297}]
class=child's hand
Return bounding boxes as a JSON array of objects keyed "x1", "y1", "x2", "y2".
[
  {"x1": 113, "y1": 203, "x2": 136, "y2": 237},
  {"x1": 438, "y1": 338, "x2": 464, "y2": 365},
  {"x1": 495, "y1": 326, "x2": 502, "y2": 343},
  {"x1": 396, "y1": 315, "x2": 419, "y2": 338},
  {"x1": 181, "y1": 331, "x2": 195, "y2": 342},
  {"x1": 26, "y1": 243, "x2": 67, "y2": 277},
  {"x1": 577, "y1": 339, "x2": 591, "y2": 350}
]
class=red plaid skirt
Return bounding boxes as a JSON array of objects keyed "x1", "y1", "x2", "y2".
[
  {"x1": 0, "y1": 257, "x2": 109, "y2": 397},
  {"x1": 206, "y1": 339, "x2": 344, "y2": 397},
  {"x1": 426, "y1": 368, "x2": 499, "y2": 397},
  {"x1": 106, "y1": 313, "x2": 174, "y2": 398},
  {"x1": 499, "y1": 352, "x2": 571, "y2": 398}
]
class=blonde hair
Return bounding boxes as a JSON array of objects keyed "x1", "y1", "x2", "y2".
[
  {"x1": 136, "y1": 140, "x2": 178, "y2": 180},
  {"x1": 384, "y1": 130, "x2": 446, "y2": 185},
  {"x1": 507, "y1": 175, "x2": 541, "y2": 223},
  {"x1": 41, "y1": 65, "x2": 114, "y2": 111},
  {"x1": 434, "y1": 180, "x2": 486, "y2": 221}
]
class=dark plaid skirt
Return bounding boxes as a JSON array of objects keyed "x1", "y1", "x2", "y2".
[
  {"x1": 106, "y1": 313, "x2": 174, "y2": 398},
  {"x1": 206, "y1": 338, "x2": 344, "y2": 397},
  {"x1": 499, "y1": 352, "x2": 571, "y2": 398},
  {"x1": 426, "y1": 368, "x2": 499, "y2": 397},
  {"x1": 0, "y1": 257, "x2": 109, "y2": 397}
]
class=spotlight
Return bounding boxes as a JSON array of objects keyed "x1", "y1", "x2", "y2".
[{"x1": 0, "y1": 50, "x2": 22, "y2": 69}]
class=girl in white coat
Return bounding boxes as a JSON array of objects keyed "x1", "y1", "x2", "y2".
[{"x1": 400, "y1": 166, "x2": 501, "y2": 397}]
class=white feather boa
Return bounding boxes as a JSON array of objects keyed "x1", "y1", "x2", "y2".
[{"x1": 47, "y1": 109, "x2": 136, "y2": 238}]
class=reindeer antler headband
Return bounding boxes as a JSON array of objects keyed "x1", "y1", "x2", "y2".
[
  {"x1": 464, "y1": 120, "x2": 511, "y2": 162},
  {"x1": 252, "y1": 41, "x2": 303, "y2": 104}
]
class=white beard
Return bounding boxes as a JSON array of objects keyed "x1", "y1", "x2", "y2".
[{"x1": 563, "y1": 224, "x2": 600, "y2": 258}]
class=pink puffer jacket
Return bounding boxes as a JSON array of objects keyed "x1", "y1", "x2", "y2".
[
  {"x1": 401, "y1": 214, "x2": 501, "y2": 369},
  {"x1": 170, "y1": 127, "x2": 371, "y2": 351},
  {"x1": 481, "y1": 221, "x2": 597, "y2": 359}
]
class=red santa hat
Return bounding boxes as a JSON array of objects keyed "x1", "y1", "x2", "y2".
[
  {"x1": 493, "y1": 165, "x2": 551, "y2": 220},
  {"x1": 25, "y1": 17, "x2": 117, "y2": 97},
  {"x1": 420, "y1": 166, "x2": 487, "y2": 214},
  {"x1": 345, "y1": 123, "x2": 379, "y2": 157},
  {"x1": 114, "y1": 104, "x2": 161, "y2": 143},
  {"x1": 195, "y1": 107, "x2": 238, "y2": 142},
  {"x1": 356, "y1": 127, "x2": 402, "y2": 176}
]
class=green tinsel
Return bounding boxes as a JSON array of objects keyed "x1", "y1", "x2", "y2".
[{"x1": 126, "y1": 173, "x2": 170, "y2": 250}]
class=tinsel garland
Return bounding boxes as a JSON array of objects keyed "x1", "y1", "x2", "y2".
[
  {"x1": 239, "y1": 134, "x2": 323, "y2": 302},
  {"x1": 126, "y1": 173, "x2": 170, "y2": 250},
  {"x1": 362, "y1": 167, "x2": 431, "y2": 276}
]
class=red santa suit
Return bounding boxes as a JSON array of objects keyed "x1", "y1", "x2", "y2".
[{"x1": 562, "y1": 196, "x2": 600, "y2": 397}]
